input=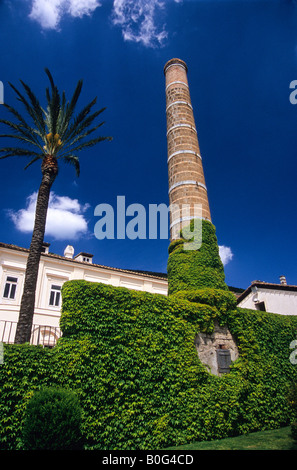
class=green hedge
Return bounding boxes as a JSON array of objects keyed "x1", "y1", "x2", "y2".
[
  {"x1": 22, "y1": 387, "x2": 82, "y2": 450},
  {"x1": 1, "y1": 280, "x2": 297, "y2": 449},
  {"x1": 167, "y1": 220, "x2": 229, "y2": 295}
]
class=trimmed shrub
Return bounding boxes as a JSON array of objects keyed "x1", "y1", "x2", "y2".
[{"x1": 22, "y1": 387, "x2": 82, "y2": 450}]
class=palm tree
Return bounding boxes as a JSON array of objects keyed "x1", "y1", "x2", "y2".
[{"x1": 0, "y1": 69, "x2": 112, "y2": 344}]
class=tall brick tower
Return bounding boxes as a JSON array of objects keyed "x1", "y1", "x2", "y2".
[{"x1": 164, "y1": 58, "x2": 211, "y2": 240}]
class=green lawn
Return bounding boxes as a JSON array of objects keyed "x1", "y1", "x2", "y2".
[{"x1": 166, "y1": 427, "x2": 297, "y2": 450}]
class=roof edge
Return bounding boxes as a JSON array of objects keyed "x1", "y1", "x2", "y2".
[{"x1": 237, "y1": 281, "x2": 297, "y2": 304}]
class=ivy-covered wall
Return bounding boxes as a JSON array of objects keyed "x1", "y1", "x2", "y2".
[
  {"x1": 167, "y1": 220, "x2": 229, "y2": 295},
  {"x1": 1, "y1": 280, "x2": 297, "y2": 450}
]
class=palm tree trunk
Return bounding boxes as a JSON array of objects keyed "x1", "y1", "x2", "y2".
[{"x1": 14, "y1": 164, "x2": 57, "y2": 344}]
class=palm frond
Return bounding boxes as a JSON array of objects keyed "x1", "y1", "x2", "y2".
[
  {"x1": 60, "y1": 122, "x2": 105, "y2": 152},
  {"x1": 8, "y1": 82, "x2": 45, "y2": 135},
  {"x1": 0, "y1": 147, "x2": 41, "y2": 159},
  {"x1": 60, "y1": 136, "x2": 112, "y2": 157},
  {"x1": 24, "y1": 155, "x2": 43, "y2": 170},
  {"x1": 2, "y1": 103, "x2": 42, "y2": 140},
  {"x1": 59, "y1": 79, "x2": 83, "y2": 136},
  {"x1": 44, "y1": 68, "x2": 55, "y2": 91},
  {"x1": 62, "y1": 97, "x2": 98, "y2": 142},
  {"x1": 0, "y1": 133, "x2": 43, "y2": 151},
  {"x1": 44, "y1": 68, "x2": 61, "y2": 135},
  {"x1": 74, "y1": 109, "x2": 106, "y2": 137},
  {"x1": 62, "y1": 154, "x2": 80, "y2": 177},
  {"x1": 19, "y1": 80, "x2": 46, "y2": 135},
  {"x1": 56, "y1": 90, "x2": 67, "y2": 134},
  {"x1": 0, "y1": 128, "x2": 44, "y2": 151},
  {"x1": 0, "y1": 117, "x2": 40, "y2": 140}
]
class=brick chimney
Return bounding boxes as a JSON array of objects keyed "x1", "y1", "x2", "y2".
[{"x1": 164, "y1": 58, "x2": 211, "y2": 240}]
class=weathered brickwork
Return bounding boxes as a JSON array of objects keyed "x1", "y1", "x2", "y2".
[{"x1": 164, "y1": 58, "x2": 212, "y2": 239}]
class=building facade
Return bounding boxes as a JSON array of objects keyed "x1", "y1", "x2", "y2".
[
  {"x1": 237, "y1": 278, "x2": 297, "y2": 316},
  {"x1": 0, "y1": 242, "x2": 168, "y2": 346}
]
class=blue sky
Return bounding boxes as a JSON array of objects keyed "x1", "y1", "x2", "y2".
[{"x1": 1, "y1": 0, "x2": 297, "y2": 290}]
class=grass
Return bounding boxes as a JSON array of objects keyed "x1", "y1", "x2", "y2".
[{"x1": 166, "y1": 426, "x2": 297, "y2": 450}]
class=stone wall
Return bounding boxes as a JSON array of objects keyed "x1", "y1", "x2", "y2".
[{"x1": 195, "y1": 320, "x2": 239, "y2": 376}]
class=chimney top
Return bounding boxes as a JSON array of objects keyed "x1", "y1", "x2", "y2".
[
  {"x1": 64, "y1": 245, "x2": 74, "y2": 259},
  {"x1": 164, "y1": 58, "x2": 188, "y2": 75},
  {"x1": 74, "y1": 252, "x2": 93, "y2": 264},
  {"x1": 41, "y1": 242, "x2": 50, "y2": 254},
  {"x1": 279, "y1": 275, "x2": 287, "y2": 285}
]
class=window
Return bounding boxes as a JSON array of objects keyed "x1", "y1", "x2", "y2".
[
  {"x1": 255, "y1": 301, "x2": 266, "y2": 311},
  {"x1": 49, "y1": 285, "x2": 61, "y2": 307},
  {"x1": 3, "y1": 276, "x2": 18, "y2": 300}
]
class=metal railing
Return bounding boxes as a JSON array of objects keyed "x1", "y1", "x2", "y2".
[{"x1": 0, "y1": 321, "x2": 62, "y2": 348}]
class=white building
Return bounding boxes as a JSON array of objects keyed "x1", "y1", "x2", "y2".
[
  {"x1": 236, "y1": 277, "x2": 297, "y2": 316},
  {"x1": 0, "y1": 242, "x2": 168, "y2": 346}
]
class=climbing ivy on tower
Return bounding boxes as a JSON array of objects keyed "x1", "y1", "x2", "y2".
[{"x1": 167, "y1": 219, "x2": 229, "y2": 294}]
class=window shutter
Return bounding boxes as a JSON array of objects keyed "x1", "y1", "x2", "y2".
[{"x1": 216, "y1": 349, "x2": 231, "y2": 374}]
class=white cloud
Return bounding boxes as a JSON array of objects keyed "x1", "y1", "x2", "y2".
[
  {"x1": 219, "y1": 245, "x2": 233, "y2": 266},
  {"x1": 68, "y1": 0, "x2": 101, "y2": 17},
  {"x1": 28, "y1": 0, "x2": 182, "y2": 47},
  {"x1": 111, "y1": 0, "x2": 168, "y2": 47},
  {"x1": 29, "y1": 0, "x2": 61, "y2": 29},
  {"x1": 28, "y1": 0, "x2": 101, "y2": 30},
  {"x1": 9, "y1": 192, "x2": 90, "y2": 240}
]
